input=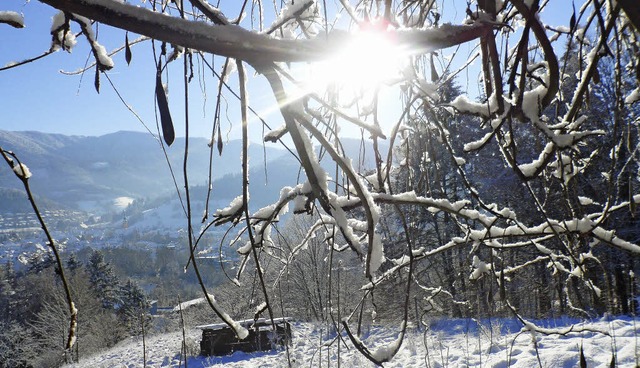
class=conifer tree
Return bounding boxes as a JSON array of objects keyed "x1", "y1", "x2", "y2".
[
  {"x1": 87, "y1": 249, "x2": 120, "y2": 310},
  {"x1": 118, "y1": 279, "x2": 151, "y2": 334}
]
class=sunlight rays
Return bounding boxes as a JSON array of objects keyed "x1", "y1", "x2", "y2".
[{"x1": 305, "y1": 25, "x2": 409, "y2": 101}]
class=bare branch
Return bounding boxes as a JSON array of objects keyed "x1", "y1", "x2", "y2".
[{"x1": 38, "y1": 0, "x2": 494, "y2": 65}]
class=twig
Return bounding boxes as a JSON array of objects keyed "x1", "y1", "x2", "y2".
[{"x1": 0, "y1": 148, "x2": 77, "y2": 355}]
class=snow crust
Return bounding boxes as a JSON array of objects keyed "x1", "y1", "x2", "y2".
[
  {"x1": 65, "y1": 318, "x2": 640, "y2": 367},
  {"x1": 369, "y1": 321, "x2": 406, "y2": 362}
]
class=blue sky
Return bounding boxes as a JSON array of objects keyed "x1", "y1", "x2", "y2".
[
  {"x1": 3, "y1": 2, "x2": 156, "y2": 136},
  {"x1": 2, "y1": 0, "x2": 274, "y2": 140},
  {"x1": 1, "y1": 1, "x2": 572, "y2": 140}
]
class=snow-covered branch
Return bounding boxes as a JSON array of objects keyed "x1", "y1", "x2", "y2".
[{"x1": 38, "y1": 0, "x2": 494, "y2": 66}]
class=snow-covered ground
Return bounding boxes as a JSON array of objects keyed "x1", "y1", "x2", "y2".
[{"x1": 66, "y1": 317, "x2": 640, "y2": 367}]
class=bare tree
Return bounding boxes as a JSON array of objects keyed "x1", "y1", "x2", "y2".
[
  {"x1": 30, "y1": 268, "x2": 123, "y2": 366},
  {"x1": 2, "y1": 0, "x2": 640, "y2": 364}
]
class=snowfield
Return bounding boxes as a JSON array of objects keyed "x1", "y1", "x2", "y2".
[{"x1": 66, "y1": 317, "x2": 640, "y2": 367}]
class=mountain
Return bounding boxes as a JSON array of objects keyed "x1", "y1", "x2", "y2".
[
  {"x1": 0, "y1": 130, "x2": 392, "y2": 215},
  {"x1": 209, "y1": 138, "x2": 391, "y2": 207},
  {"x1": 0, "y1": 130, "x2": 287, "y2": 212}
]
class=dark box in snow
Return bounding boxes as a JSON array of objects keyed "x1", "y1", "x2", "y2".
[{"x1": 197, "y1": 317, "x2": 292, "y2": 356}]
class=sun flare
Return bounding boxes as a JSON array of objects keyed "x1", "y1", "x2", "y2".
[{"x1": 307, "y1": 26, "x2": 407, "y2": 97}]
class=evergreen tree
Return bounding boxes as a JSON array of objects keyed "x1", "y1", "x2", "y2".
[
  {"x1": 118, "y1": 279, "x2": 151, "y2": 334},
  {"x1": 65, "y1": 252, "x2": 82, "y2": 274},
  {"x1": 0, "y1": 262, "x2": 16, "y2": 324},
  {"x1": 26, "y1": 253, "x2": 55, "y2": 274},
  {"x1": 87, "y1": 249, "x2": 120, "y2": 309}
]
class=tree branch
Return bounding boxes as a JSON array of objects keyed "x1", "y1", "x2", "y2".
[
  {"x1": 0, "y1": 148, "x2": 77, "y2": 354},
  {"x1": 38, "y1": 0, "x2": 494, "y2": 65}
]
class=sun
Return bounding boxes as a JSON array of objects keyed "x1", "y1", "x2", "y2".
[{"x1": 306, "y1": 24, "x2": 408, "y2": 99}]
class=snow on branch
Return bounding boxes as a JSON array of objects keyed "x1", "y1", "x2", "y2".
[
  {"x1": 519, "y1": 313, "x2": 610, "y2": 337},
  {"x1": 0, "y1": 10, "x2": 24, "y2": 28},
  {"x1": 213, "y1": 195, "x2": 246, "y2": 225},
  {"x1": 39, "y1": 0, "x2": 495, "y2": 66},
  {"x1": 344, "y1": 190, "x2": 640, "y2": 258},
  {"x1": 49, "y1": 10, "x2": 114, "y2": 72},
  {"x1": 71, "y1": 13, "x2": 114, "y2": 70},
  {"x1": 12, "y1": 162, "x2": 32, "y2": 179}
]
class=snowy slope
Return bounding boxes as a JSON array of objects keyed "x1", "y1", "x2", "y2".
[
  {"x1": 0, "y1": 130, "x2": 288, "y2": 210},
  {"x1": 66, "y1": 317, "x2": 640, "y2": 367}
]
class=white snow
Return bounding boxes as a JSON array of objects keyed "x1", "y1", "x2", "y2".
[
  {"x1": 264, "y1": 123, "x2": 288, "y2": 142},
  {"x1": 464, "y1": 131, "x2": 495, "y2": 151},
  {"x1": 578, "y1": 196, "x2": 595, "y2": 205},
  {"x1": 470, "y1": 255, "x2": 492, "y2": 280},
  {"x1": 518, "y1": 142, "x2": 554, "y2": 178},
  {"x1": 64, "y1": 317, "x2": 640, "y2": 367},
  {"x1": 172, "y1": 295, "x2": 215, "y2": 312},
  {"x1": 450, "y1": 93, "x2": 501, "y2": 117},
  {"x1": 113, "y1": 196, "x2": 134, "y2": 209},
  {"x1": 215, "y1": 195, "x2": 245, "y2": 217},
  {"x1": 275, "y1": 0, "x2": 316, "y2": 25},
  {"x1": 269, "y1": 0, "x2": 317, "y2": 36},
  {"x1": 521, "y1": 70, "x2": 548, "y2": 122},
  {"x1": 51, "y1": 11, "x2": 66, "y2": 32},
  {"x1": 0, "y1": 11, "x2": 24, "y2": 28},
  {"x1": 12, "y1": 162, "x2": 32, "y2": 179},
  {"x1": 93, "y1": 42, "x2": 115, "y2": 69},
  {"x1": 68, "y1": 301, "x2": 78, "y2": 349},
  {"x1": 369, "y1": 321, "x2": 405, "y2": 362},
  {"x1": 237, "y1": 240, "x2": 253, "y2": 255},
  {"x1": 625, "y1": 88, "x2": 640, "y2": 104},
  {"x1": 368, "y1": 232, "x2": 385, "y2": 274},
  {"x1": 51, "y1": 11, "x2": 78, "y2": 51},
  {"x1": 72, "y1": 14, "x2": 114, "y2": 69}
]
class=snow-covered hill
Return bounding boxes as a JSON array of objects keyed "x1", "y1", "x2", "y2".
[
  {"x1": 0, "y1": 130, "x2": 389, "y2": 213},
  {"x1": 66, "y1": 317, "x2": 640, "y2": 367},
  {"x1": 0, "y1": 130, "x2": 288, "y2": 211}
]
